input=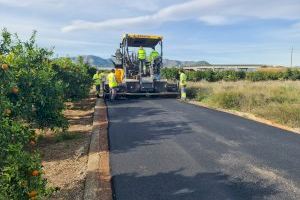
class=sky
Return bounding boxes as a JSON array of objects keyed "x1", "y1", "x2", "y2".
[{"x1": 1, "y1": 0, "x2": 300, "y2": 65}]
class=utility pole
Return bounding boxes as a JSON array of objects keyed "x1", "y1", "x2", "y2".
[{"x1": 291, "y1": 47, "x2": 294, "y2": 67}]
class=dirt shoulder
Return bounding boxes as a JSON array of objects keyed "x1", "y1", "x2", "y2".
[{"x1": 38, "y1": 94, "x2": 96, "y2": 200}]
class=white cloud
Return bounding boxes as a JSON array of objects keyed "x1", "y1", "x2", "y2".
[
  {"x1": 0, "y1": 0, "x2": 63, "y2": 7},
  {"x1": 198, "y1": 16, "x2": 230, "y2": 25},
  {"x1": 1, "y1": 0, "x2": 300, "y2": 65},
  {"x1": 62, "y1": 16, "x2": 153, "y2": 32},
  {"x1": 62, "y1": 0, "x2": 220, "y2": 32},
  {"x1": 62, "y1": 0, "x2": 300, "y2": 32}
]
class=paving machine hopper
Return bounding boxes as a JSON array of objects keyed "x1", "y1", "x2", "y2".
[{"x1": 104, "y1": 34, "x2": 179, "y2": 98}]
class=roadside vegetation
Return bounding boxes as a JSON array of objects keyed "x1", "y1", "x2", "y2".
[
  {"x1": 162, "y1": 68, "x2": 300, "y2": 129},
  {"x1": 0, "y1": 29, "x2": 93, "y2": 199},
  {"x1": 187, "y1": 81, "x2": 300, "y2": 129},
  {"x1": 161, "y1": 67, "x2": 300, "y2": 82}
]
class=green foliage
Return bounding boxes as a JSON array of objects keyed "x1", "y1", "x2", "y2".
[
  {"x1": 87, "y1": 66, "x2": 98, "y2": 77},
  {"x1": 212, "y1": 91, "x2": 244, "y2": 109},
  {"x1": 246, "y1": 71, "x2": 282, "y2": 81},
  {"x1": 0, "y1": 29, "x2": 55, "y2": 199},
  {"x1": 284, "y1": 68, "x2": 300, "y2": 80},
  {"x1": 52, "y1": 57, "x2": 93, "y2": 101},
  {"x1": 160, "y1": 67, "x2": 179, "y2": 80},
  {"x1": 187, "y1": 81, "x2": 300, "y2": 128},
  {"x1": 0, "y1": 29, "x2": 67, "y2": 129},
  {"x1": 0, "y1": 119, "x2": 49, "y2": 199},
  {"x1": 0, "y1": 29, "x2": 93, "y2": 199},
  {"x1": 162, "y1": 68, "x2": 246, "y2": 82},
  {"x1": 161, "y1": 67, "x2": 300, "y2": 82}
]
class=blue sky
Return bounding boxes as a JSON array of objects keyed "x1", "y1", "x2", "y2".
[{"x1": 1, "y1": 0, "x2": 300, "y2": 65}]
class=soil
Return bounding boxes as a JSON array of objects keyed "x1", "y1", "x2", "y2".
[{"x1": 38, "y1": 94, "x2": 96, "y2": 200}]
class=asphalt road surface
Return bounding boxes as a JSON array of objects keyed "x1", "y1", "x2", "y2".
[{"x1": 107, "y1": 98, "x2": 300, "y2": 200}]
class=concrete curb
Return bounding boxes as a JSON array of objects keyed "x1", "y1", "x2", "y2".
[
  {"x1": 186, "y1": 100, "x2": 300, "y2": 135},
  {"x1": 84, "y1": 99, "x2": 113, "y2": 200}
]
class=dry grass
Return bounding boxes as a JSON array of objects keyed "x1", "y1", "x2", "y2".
[
  {"x1": 257, "y1": 67, "x2": 286, "y2": 72},
  {"x1": 187, "y1": 81, "x2": 300, "y2": 129}
]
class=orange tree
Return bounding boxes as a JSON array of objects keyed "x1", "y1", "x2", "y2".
[
  {"x1": 0, "y1": 61, "x2": 50, "y2": 199},
  {"x1": 0, "y1": 29, "x2": 74, "y2": 199},
  {"x1": 1, "y1": 30, "x2": 67, "y2": 129},
  {"x1": 52, "y1": 56, "x2": 93, "y2": 101}
]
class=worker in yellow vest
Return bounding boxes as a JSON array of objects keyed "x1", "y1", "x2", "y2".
[
  {"x1": 138, "y1": 46, "x2": 146, "y2": 75},
  {"x1": 179, "y1": 69, "x2": 187, "y2": 100},
  {"x1": 149, "y1": 47, "x2": 159, "y2": 62},
  {"x1": 93, "y1": 70, "x2": 104, "y2": 98},
  {"x1": 149, "y1": 47, "x2": 160, "y2": 76},
  {"x1": 107, "y1": 69, "x2": 118, "y2": 101}
]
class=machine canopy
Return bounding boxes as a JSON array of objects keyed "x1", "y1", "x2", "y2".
[{"x1": 122, "y1": 34, "x2": 163, "y2": 48}]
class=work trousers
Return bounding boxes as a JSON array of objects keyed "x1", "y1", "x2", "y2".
[
  {"x1": 181, "y1": 86, "x2": 186, "y2": 100},
  {"x1": 110, "y1": 87, "x2": 117, "y2": 101},
  {"x1": 139, "y1": 59, "x2": 146, "y2": 75}
]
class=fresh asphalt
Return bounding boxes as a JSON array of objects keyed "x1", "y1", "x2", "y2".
[{"x1": 107, "y1": 98, "x2": 300, "y2": 200}]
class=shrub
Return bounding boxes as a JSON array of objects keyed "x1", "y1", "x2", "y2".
[
  {"x1": 204, "y1": 70, "x2": 217, "y2": 82},
  {"x1": 0, "y1": 119, "x2": 50, "y2": 199},
  {"x1": 186, "y1": 71, "x2": 206, "y2": 81},
  {"x1": 186, "y1": 81, "x2": 300, "y2": 128},
  {"x1": 52, "y1": 57, "x2": 93, "y2": 100},
  {"x1": 161, "y1": 68, "x2": 300, "y2": 82},
  {"x1": 0, "y1": 29, "x2": 67, "y2": 129},
  {"x1": 0, "y1": 29, "x2": 95, "y2": 199},
  {"x1": 161, "y1": 67, "x2": 179, "y2": 80},
  {"x1": 284, "y1": 69, "x2": 300, "y2": 80},
  {"x1": 87, "y1": 66, "x2": 98, "y2": 77},
  {"x1": 212, "y1": 91, "x2": 244, "y2": 109},
  {"x1": 186, "y1": 87, "x2": 199, "y2": 99},
  {"x1": 246, "y1": 71, "x2": 286, "y2": 81},
  {"x1": 1, "y1": 29, "x2": 95, "y2": 198},
  {"x1": 218, "y1": 70, "x2": 246, "y2": 81}
]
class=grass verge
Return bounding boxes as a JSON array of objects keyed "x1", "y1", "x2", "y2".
[{"x1": 187, "y1": 81, "x2": 300, "y2": 129}]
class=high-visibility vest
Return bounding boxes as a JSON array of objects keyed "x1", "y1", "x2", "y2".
[
  {"x1": 115, "y1": 68, "x2": 124, "y2": 83},
  {"x1": 107, "y1": 72, "x2": 118, "y2": 88},
  {"x1": 138, "y1": 48, "x2": 146, "y2": 60},
  {"x1": 93, "y1": 73, "x2": 102, "y2": 85},
  {"x1": 149, "y1": 50, "x2": 159, "y2": 61},
  {"x1": 180, "y1": 72, "x2": 187, "y2": 86}
]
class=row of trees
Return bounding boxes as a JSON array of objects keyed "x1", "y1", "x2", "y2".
[
  {"x1": 161, "y1": 67, "x2": 300, "y2": 82},
  {"x1": 0, "y1": 29, "x2": 93, "y2": 199}
]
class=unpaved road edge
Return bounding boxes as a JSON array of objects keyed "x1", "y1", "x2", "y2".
[{"x1": 84, "y1": 98, "x2": 112, "y2": 200}]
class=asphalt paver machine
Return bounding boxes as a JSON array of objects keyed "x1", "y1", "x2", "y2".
[{"x1": 104, "y1": 33, "x2": 179, "y2": 98}]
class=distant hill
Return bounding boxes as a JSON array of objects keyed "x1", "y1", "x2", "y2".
[
  {"x1": 71, "y1": 55, "x2": 210, "y2": 68},
  {"x1": 71, "y1": 55, "x2": 113, "y2": 68}
]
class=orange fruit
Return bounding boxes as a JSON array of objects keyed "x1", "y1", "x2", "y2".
[
  {"x1": 1, "y1": 63, "x2": 8, "y2": 70},
  {"x1": 28, "y1": 191, "x2": 37, "y2": 197},
  {"x1": 11, "y1": 86, "x2": 19, "y2": 94},
  {"x1": 32, "y1": 170, "x2": 39, "y2": 176}
]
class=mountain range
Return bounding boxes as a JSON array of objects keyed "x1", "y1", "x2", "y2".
[{"x1": 71, "y1": 55, "x2": 210, "y2": 68}]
